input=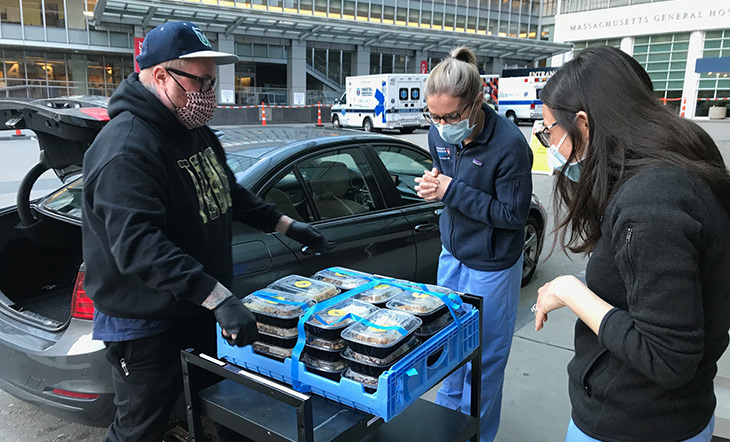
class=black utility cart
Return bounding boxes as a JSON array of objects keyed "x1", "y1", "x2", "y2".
[{"x1": 181, "y1": 294, "x2": 483, "y2": 442}]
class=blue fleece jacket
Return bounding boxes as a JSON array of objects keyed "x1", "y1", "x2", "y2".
[{"x1": 429, "y1": 104, "x2": 533, "y2": 271}]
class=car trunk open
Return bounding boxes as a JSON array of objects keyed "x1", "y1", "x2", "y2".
[
  {"x1": 0, "y1": 206, "x2": 82, "y2": 330},
  {"x1": 0, "y1": 100, "x2": 104, "y2": 330}
]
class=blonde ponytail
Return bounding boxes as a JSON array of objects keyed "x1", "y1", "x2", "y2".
[{"x1": 425, "y1": 46, "x2": 482, "y2": 103}]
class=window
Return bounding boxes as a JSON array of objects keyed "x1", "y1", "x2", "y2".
[
  {"x1": 297, "y1": 149, "x2": 379, "y2": 220},
  {"x1": 372, "y1": 145, "x2": 433, "y2": 205},
  {"x1": 264, "y1": 170, "x2": 314, "y2": 222}
]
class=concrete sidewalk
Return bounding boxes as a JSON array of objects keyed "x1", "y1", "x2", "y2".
[{"x1": 497, "y1": 307, "x2": 576, "y2": 442}]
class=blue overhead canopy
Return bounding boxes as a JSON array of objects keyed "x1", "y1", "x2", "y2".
[{"x1": 695, "y1": 57, "x2": 730, "y2": 74}]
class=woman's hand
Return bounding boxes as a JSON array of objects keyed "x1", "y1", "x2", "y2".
[
  {"x1": 534, "y1": 275, "x2": 614, "y2": 335},
  {"x1": 534, "y1": 275, "x2": 584, "y2": 331},
  {"x1": 415, "y1": 168, "x2": 452, "y2": 201}
]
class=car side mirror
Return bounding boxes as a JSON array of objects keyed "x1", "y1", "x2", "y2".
[{"x1": 334, "y1": 99, "x2": 340, "y2": 105}]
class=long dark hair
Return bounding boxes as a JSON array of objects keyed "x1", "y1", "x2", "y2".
[{"x1": 541, "y1": 46, "x2": 730, "y2": 255}]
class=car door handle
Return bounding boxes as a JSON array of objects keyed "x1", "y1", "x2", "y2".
[
  {"x1": 414, "y1": 223, "x2": 438, "y2": 233},
  {"x1": 301, "y1": 241, "x2": 336, "y2": 255}
]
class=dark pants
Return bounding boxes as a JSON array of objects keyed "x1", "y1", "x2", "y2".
[{"x1": 103, "y1": 314, "x2": 216, "y2": 442}]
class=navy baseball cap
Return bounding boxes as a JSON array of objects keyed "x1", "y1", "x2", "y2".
[{"x1": 136, "y1": 21, "x2": 238, "y2": 70}]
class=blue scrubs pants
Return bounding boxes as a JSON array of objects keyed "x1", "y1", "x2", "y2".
[
  {"x1": 434, "y1": 247, "x2": 523, "y2": 442},
  {"x1": 565, "y1": 416, "x2": 715, "y2": 442}
]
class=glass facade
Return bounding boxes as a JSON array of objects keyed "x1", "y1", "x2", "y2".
[
  {"x1": 572, "y1": 38, "x2": 622, "y2": 52},
  {"x1": 560, "y1": 0, "x2": 670, "y2": 14},
  {"x1": 696, "y1": 29, "x2": 730, "y2": 117},
  {"x1": 632, "y1": 32, "x2": 689, "y2": 109},
  {"x1": 0, "y1": 48, "x2": 133, "y2": 98},
  {"x1": 178, "y1": 0, "x2": 545, "y2": 39}
]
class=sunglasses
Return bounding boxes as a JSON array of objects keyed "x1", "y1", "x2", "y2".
[
  {"x1": 164, "y1": 67, "x2": 217, "y2": 93},
  {"x1": 423, "y1": 103, "x2": 471, "y2": 125},
  {"x1": 535, "y1": 121, "x2": 559, "y2": 148}
]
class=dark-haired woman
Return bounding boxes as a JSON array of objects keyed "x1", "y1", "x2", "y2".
[
  {"x1": 415, "y1": 46, "x2": 533, "y2": 442},
  {"x1": 533, "y1": 46, "x2": 730, "y2": 442}
]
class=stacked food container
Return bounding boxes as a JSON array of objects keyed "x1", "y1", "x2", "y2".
[{"x1": 217, "y1": 267, "x2": 479, "y2": 422}]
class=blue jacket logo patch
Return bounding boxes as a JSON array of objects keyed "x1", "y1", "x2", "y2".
[{"x1": 436, "y1": 146, "x2": 451, "y2": 160}]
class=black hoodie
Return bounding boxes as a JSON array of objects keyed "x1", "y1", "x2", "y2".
[{"x1": 82, "y1": 73, "x2": 282, "y2": 319}]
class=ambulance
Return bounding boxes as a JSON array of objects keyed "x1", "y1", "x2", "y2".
[
  {"x1": 497, "y1": 68, "x2": 557, "y2": 125},
  {"x1": 331, "y1": 74, "x2": 428, "y2": 133}
]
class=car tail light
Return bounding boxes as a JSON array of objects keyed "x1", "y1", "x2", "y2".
[
  {"x1": 51, "y1": 388, "x2": 99, "y2": 400},
  {"x1": 530, "y1": 102, "x2": 536, "y2": 110},
  {"x1": 71, "y1": 270, "x2": 94, "y2": 320}
]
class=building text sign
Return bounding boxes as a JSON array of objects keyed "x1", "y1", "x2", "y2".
[{"x1": 554, "y1": 0, "x2": 729, "y2": 42}]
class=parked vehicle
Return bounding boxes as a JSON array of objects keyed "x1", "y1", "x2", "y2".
[
  {"x1": 0, "y1": 98, "x2": 546, "y2": 427},
  {"x1": 331, "y1": 73, "x2": 428, "y2": 133}
]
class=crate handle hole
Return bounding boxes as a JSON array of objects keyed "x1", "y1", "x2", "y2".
[{"x1": 426, "y1": 346, "x2": 446, "y2": 368}]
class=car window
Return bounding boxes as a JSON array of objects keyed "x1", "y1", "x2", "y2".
[
  {"x1": 263, "y1": 169, "x2": 314, "y2": 223},
  {"x1": 39, "y1": 177, "x2": 84, "y2": 220},
  {"x1": 297, "y1": 148, "x2": 379, "y2": 220},
  {"x1": 372, "y1": 145, "x2": 433, "y2": 205}
]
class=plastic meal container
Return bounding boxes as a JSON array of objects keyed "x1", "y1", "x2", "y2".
[
  {"x1": 258, "y1": 329, "x2": 298, "y2": 349},
  {"x1": 342, "y1": 367, "x2": 379, "y2": 394},
  {"x1": 257, "y1": 323, "x2": 298, "y2": 338},
  {"x1": 341, "y1": 309, "x2": 422, "y2": 358},
  {"x1": 242, "y1": 290, "x2": 316, "y2": 328},
  {"x1": 311, "y1": 268, "x2": 372, "y2": 291},
  {"x1": 352, "y1": 283, "x2": 404, "y2": 306},
  {"x1": 385, "y1": 290, "x2": 448, "y2": 324},
  {"x1": 252, "y1": 341, "x2": 293, "y2": 362},
  {"x1": 267, "y1": 275, "x2": 340, "y2": 303},
  {"x1": 415, "y1": 311, "x2": 456, "y2": 338},
  {"x1": 341, "y1": 337, "x2": 420, "y2": 377},
  {"x1": 304, "y1": 299, "x2": 379, "y2": 339},
  {"x1": 305, "y1": 336, "x2": 347, "y2": 361},
  {"x1": 300, "y1": 352, "x2": 348, "y2": 381}
]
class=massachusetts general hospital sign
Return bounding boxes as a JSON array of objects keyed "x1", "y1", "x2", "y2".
[{"x1": 554, "y1": 0, "x2": 729, "y2": 42}]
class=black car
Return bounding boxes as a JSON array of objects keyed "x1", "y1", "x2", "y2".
[{"x1": 0, "y1": 99, "x2": 545, "y2": 426}]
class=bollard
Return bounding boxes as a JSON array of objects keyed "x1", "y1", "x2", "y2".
[
  {"x1": 261, "y1": 101, "x2": 267, "y2": 126},
  {"x1": 315, "y1": 102, "x2": 324, "y2": 127}
]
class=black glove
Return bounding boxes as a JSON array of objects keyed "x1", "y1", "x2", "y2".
[
  {"x1": 213, "y1": 296, "x2": 259, "y2": 347},
  {"x1": 285, "y1": 220, "x2": 329, "y2": 254}
]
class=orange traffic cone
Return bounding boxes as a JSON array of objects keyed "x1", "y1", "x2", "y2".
[
  {"x1": 261, "y1": 101, "x2": 267, "y2": 126},
  {"x1": 315, "y1": 101, "x2": 323, "y2": 127}
]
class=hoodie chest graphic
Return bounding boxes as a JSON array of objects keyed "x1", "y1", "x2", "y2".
[{"x1": 177, "y1": 146, "x2": 232, "y2": 224}]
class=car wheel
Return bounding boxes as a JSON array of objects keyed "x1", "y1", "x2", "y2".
[
  {"x1": 332, "y1": 115, "x2": 341, "y2": 128},
  {"x1": 363, "y1": 118, "x2": 374, "y2": 132},
  {"x1": 506, "y1": 112, "x2": 519, "y2": 125},
  {"x1": 399, "y1": 127, "x2": 416, "y2": 134},
  {"x1": 521, "y1": 215, "x2": 541, "y2": 286}
]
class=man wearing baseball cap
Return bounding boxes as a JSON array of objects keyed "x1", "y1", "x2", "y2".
[{"x1": 82, "y1": 21, "x2": 328, "y2": 441}]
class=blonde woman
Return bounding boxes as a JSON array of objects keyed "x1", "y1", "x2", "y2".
[{"x1": 415, "y1": 47, "x2": 533, "y2": 441}]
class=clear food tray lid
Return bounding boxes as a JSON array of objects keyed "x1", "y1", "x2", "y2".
[
  {"x1": 311, "y1": 268, "x2": 371, "y2": 290},
  {"x1": 267, "y1": 275, "x2": 339, "y2": 302},
  {"x1": 341, "y1": 310, "x2": 422, "y2": 348},
  {"x1": 300, "y1": 353, "x2": 348, "y2": 372},
  {"x1": 257, "y1": 322, "x2": 298, "y2": 338},
  {"x1": 353, "y1": 283, "x2": 404, "y2": 303},
  {"x1": 306, "y1": 336, "x2": 346, "y2": 351},
  {"x1": 242, "y1": 289, "x2": 315, "y2": 319},
  {"x1": 385, "y1": 290, "x2": 447, "y2": 315},
  {"x1": 306, "y1": 299, "x2": 378, "y2": 329}
]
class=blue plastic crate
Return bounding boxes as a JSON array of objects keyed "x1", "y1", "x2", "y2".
[{"x1": 217, "y1": 305, "x2": 479, "y2": 421}]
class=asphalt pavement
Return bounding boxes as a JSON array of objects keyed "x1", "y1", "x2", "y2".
[{"x1": 0, "y1": 120, "x2": 729, "y2": 441}]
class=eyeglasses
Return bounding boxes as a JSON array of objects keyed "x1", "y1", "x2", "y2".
[
  {"x1": 423, "y1": 103, "x2": 471, "y2": 125},
  {"x1": 535, "y1": 121, "x2": 559, "y2": 148},
  {"x1": 164, "y1": 67, "x2": 217, "y2": 93}
]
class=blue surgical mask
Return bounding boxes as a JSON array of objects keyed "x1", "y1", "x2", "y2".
[
  {"x1": 436, "y1": 99, "x2": 479, "y2": 145},
  {"x1": 437, "y1": 118, "x2": 476, "y2": 145},
  {"x1": 547, "y1": 133, "x2": 582, "y2": 182}
]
